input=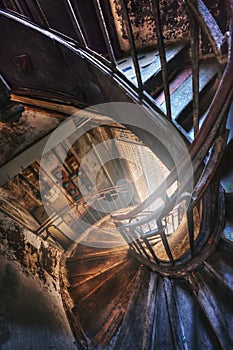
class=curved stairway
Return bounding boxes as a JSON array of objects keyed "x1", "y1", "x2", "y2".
[
  {"x1": 65, "y1": 230, "x2": 233, "y2": 349},
  {"x1": 0, "y1": 2, "x2": 233, "y2": 350}
]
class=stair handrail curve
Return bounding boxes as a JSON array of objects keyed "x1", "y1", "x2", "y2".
[
  {"x1": 112, "y1": 0, "x2": 233, "y2": 223},
  {"x1": 0, "y1": 2, "x2": 232, "y2": 259},
  {"x1": 34, "y1": 183, "x2": 136, "y2": 248},
  {"x1": 110, "y1": 1, "x2": 233, "y2": 273}
]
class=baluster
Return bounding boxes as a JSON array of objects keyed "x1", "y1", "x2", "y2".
[
  {"x1": 64, "y1": 0, "x2": 87, "y2": 47},
  {"x1": 93, "y1": 0, "x2": 116, "y2": 67},
  {"x1": 157, "y1": 219, "x2": 174, "y2": 265},
  {"x1": 189, "y1": 0, "x2": 200, "y2": 136},
  {"x1": 142, "y1": 236, "x2": 160, "y2": 264},
  {"x1": 131, "y1": 225, "x2": 151, "y2": 260},
  {"x1": 1, "y1": 0, "x2": 18, "y2": 12},
  {"x1": 33, "y1": 0, "x2": 50, "y2": 29},
  {"x1": 120, "y1": 0, "x2": 143, "y2": 98},
  {"x1": 13, "y1": 0, "x2": 26, "y2": 15},
  {"x1": 187, "y1": 207, "x2": 195, "y2": 258},
  {"x1": 164, "y1": 216, "x2": 168, "y2": 235},
  {"x1": 171, "y1": 210, "x2": 175, "y2": 232},
  {"x1": 120, "y1": 225, "x2": 142, "y2": 255},
  {"x1": 152, "y1": 0, "x2": 172, "y2": 120}
]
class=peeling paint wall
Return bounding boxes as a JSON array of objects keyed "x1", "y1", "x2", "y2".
[
  {"x1": 109, "y1": 0, "x2": 190, "y2": 52},
  {"x1": 0, "y1": 213, "x2": 77, "y2": 349}
]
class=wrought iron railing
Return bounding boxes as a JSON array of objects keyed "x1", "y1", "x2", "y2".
[
  {"x1": 0, "y1": 1, "x2": 232, "y2": 270},
  {"x1": 0, "y1": 1, "x2": 228, "y2": 125},
  {"x1": 111, "y1": 1, "x2": 233, "y2": 274},
  {"x1": 35, "y1": 183, "x2": 136, "y2": 250}
]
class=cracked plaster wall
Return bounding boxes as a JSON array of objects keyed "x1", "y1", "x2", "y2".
[{"x1": 0, "y1": 213, "x2": 77, "y2": 350}]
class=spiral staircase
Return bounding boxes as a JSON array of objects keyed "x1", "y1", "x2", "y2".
[{"x1": 0, "y1": 1, "x2": 233, "y2": 349}]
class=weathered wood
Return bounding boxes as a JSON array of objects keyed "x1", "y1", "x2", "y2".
[
  {"x1": 71, "y1": 257, "x2": 139, "y2": 341},
  {"x1": 152, "y1": 0, "x2": 172, "y2": 119},
  {"x1": 159, "y1": 58, "x2": 219, "y2": 121},
  {"x1": 113, "y1": 268, "x2": 158, "y2": 350},
  {"x1": 120, "y1": 0, "x2": 143, "y2": 97},
  {"x1": 151, "y1": 276, "x2": 176, "y2": 349},
  {"x1": 173, "y1": 277, "x2": 223, "y2": 349},
  {"x1": 185, "y1": 0, "x2": 224, "y2": 62},
  {"x1": 190, "y1": 268, "x2": 233, "y2": 349},
  {"x1": 164, "y1": 278, "x2": 189, "y2": 350}
]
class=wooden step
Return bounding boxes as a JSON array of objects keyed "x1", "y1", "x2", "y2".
[
  {"x1": 113, "y1": 267, "x2": 157, "y2": 350},
  {"x1": 117, "y1": 41, "x2": 189, "y2": 92},
  {"x1": 154, "y1": 58, "x2": 219, "y2": 130},
  {"x1": 67, "y1": 244, "x2": 128, "y2": 262},
  {"x1": 205, "y1": 238, "x2": 233, "y2": 292},
  {"x1": 93, "y1": 265, "x2": 142, "y2": 348},
  {"x1": 69, "y1": 259, "x2": 129, "y2": 302},
  {"x1": 150, "y1": 276, "x2": 176, "y2": 350},
  {"x1": 190, "y1": 267, "x2": 233, "y2": 349},
  {"x1": 71, "y1": 257, "x2": 139, "y2": 342},
  {"x1": 171, "y1": 278, "x2": 222, "y2": 349},
  {"x1": 67, "y1": 249, "x2": 129, "y2": 278}
]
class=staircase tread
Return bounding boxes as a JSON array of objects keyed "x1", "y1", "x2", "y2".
[
  {"x1": 67, "y1": 244, "x2": 128, "y2": 262},
  {"x1": 93, "y1": 266, "x2": 143, "y2": 348},
  {"x1": 191, "y1": 268, "x2": 233, "y2": 349},
  {"x1": 68, "y1": 258, "x2": 129, "y2": 300},
  {"x1": 73, "y1": 258, "x2": 135, "y2": 304},
  {"x1": 172, "y1": 278, "x2": 222, "y2": 350},
  {"x1": 117, "y1": 41, "x2": 189, "y2": 86},
  {"x1": 150, "y1": 276, "x2": 176, "y2": 350},
  {"x1": 206, "y1": 240, "x2": 233, "y2": 291},
  {"x1": 67, "y1": 250, "x2": 129, "y2": 278},
  {"x1": 114, "y1": 268, "x2": 157, "y2": 350},
  {"x1": 71, "y1": 258, "x2": 139, "y2": 339},
  {"x1": 157, "y1": 58, "x2": 219, "y2": 120}
]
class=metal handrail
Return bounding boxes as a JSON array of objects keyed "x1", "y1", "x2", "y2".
[
  {"x1": 110, "y1": 1, "x2": 233, "y2": 272},
  {"x1": 35, "y1": 183, "x2": 135, "y2": 246},
  {"x1": 110, "y1": 1, "x2": 231, "y2": 222},
  {"x1": 112, "y1": 15, "x2": 233, "y2": 222},
  {"x1": 0, "y1": 1, "x2": 231, "y2": 261}
]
